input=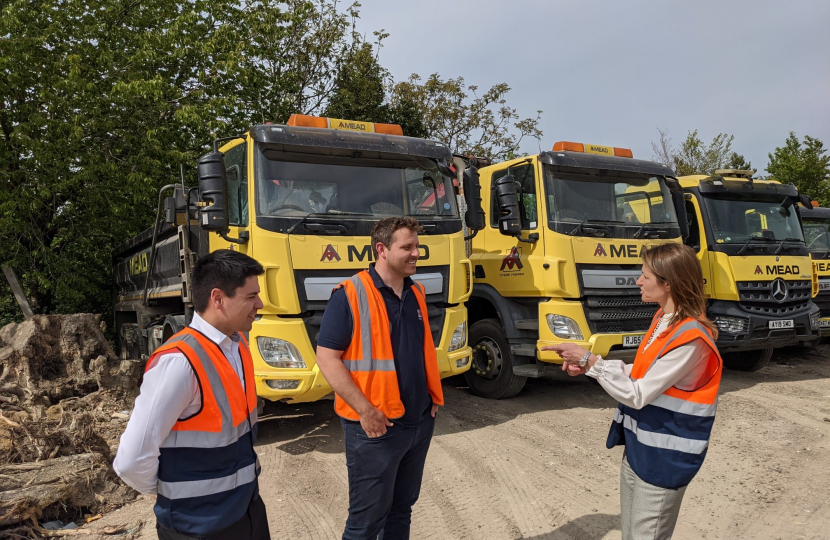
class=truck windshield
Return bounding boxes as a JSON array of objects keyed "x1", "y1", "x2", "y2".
[
  {"x1": 543, "y1": 167, "x2": 680, "y2": 239},
  {"x1": 801, "y1": 216, "x2": 830, "y2": 255},
  {"x1": 255, "y1": 150, "x2": 458, "y2": 219},
  {"x1": 702, "y1": 196, "x2": 804, "y2": 244}
]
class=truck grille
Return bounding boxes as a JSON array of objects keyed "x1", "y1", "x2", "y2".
[
  {"x1": 583, "y1": 291, "x2": 657, "y2": 334},
  {"x1": 813, "y1": 293, "x2": 830, "y2": 318},
  {"x1": 736, "y1": 280, "x2": 812, "y2": 316}
]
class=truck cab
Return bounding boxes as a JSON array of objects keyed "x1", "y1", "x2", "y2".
[
  {"x1": 463, "y1": 141, "x2": 687, "y2": 398},
  {"x1": 114, "y1": 115, "x2": 477, "y2": 403},
  {"x1": 679, "y1": 169, "x2": 820, "y2": 371},
  {"x1": 799, "y1": 205, "x2": 830, "y2": 335}
]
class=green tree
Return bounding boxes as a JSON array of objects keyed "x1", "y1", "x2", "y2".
[
  {"x1": 652, "y1": 129, "x2": 735, "y2": 175},
  {"x1": 324, "y1": 42, "x2": 388, "y2": 123},
  {"x1": 390, "y1": 74, "x2": 542, "y2": 161},
  {"x1": 0, "y1": 0, "x2": 362, "y2": 325},
  {"x1": 767, "y1": 133, "x2": 830, "y2": 205},
  {"x1": 726, "y1": 152, "x2": 753, "y2": 172}
]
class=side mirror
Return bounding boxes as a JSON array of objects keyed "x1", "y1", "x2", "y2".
[
  {"x1": 462, "y1": 166, "x2": 486, "y2": 231},
  {"x1": 671, "y1": 190, "x2": 690, "y2": 239},
  {"x1": 494, "y1": 174, "x2": 522, "y2": 237},
  {"x1": 198, "y1": 151, "x2": 230, "y2": 232},
  {"x1": 797, "y1": 194, "x2": 814, "y2": 208}
]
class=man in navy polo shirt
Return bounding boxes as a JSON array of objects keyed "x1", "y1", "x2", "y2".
[{"x1": 316, "y1": 217, "x2": 443, "y2": 540}]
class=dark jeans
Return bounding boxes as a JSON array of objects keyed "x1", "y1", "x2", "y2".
[
  {"x1": 341, "y1": 414, "x2": 436, "y2": 540},
  {"x1": 156, "y1": 493, "x2": 270, "y2": 540}
]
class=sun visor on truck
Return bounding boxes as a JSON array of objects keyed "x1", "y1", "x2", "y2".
[
  {"x1": 250, "y1": 124, "x2": 453, "y2": 161},
  {"x1": 539, "y1": 151, "x2": 675, "y2": 179},
  {"x1": 697, "y1": 178, "x2": 798, "y2": 200}
]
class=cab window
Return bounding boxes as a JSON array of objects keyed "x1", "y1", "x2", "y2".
[{"x1": 224, "y1": 143, "x2": 248, "y2": 226}]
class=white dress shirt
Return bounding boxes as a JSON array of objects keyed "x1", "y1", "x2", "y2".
[
  {"x1": 113, "y1": 313, "x2": 245, "y2": 494},
  {"x1": 586, "y1": 313, "x2": 711, "y2": 410}
]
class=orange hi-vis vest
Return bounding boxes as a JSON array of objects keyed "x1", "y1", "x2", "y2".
[
  {"x1": 145, "y1": 327, "x2": 259, "y2": 537},
  {"x1": 606, "y1": 310, "x2": 723, "y2": 489},
  {"x1": 334, "y1": 270, "x2": 444, "y2": 420}
]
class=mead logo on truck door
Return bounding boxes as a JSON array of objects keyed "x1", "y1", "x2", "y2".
[
  {"x1": 500, "y1": 247, "x2": 523, "y2": 272},
  {"x1": 320, "y1": 244, "x2": 341, "y2": 262},
  {"x1": 594, "y1": 243, "x2": 644, "y2": 258},
  {"x1": 343, "y1": 244, "x2": 431, "y2": 262}
]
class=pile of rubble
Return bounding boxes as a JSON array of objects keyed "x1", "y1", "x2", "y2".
[{"x1": 0, "y1": 314, "x2": 143, "y2": 534}]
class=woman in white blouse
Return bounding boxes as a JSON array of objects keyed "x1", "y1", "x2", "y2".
[{"x1": 545, "y1": 243, "x2": 722, "y2": 540}]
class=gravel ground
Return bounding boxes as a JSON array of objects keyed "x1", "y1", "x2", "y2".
[{"x1": 85, "y1": 345, "x2": 830, "y2": 540}]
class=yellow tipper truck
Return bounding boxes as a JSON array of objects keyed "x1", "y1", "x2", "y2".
[
  {"x1": 113, "y1": 115, "x2": 482, "y2": 403},
  {"x1": 679, "y1": 169, "x2": 820, "y2": 371},
  {"x1": 798, "y1": 204, "x2": 830, "y2": 335},
  {"x1": 460, "y1": 141, "x2": 689, "y2": 398}
]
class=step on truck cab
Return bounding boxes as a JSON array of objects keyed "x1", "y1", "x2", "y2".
[
  {"x1": 679, "y1": 169, "x2": 820, "y2": 371},
  {"x1": 113, "y1": 115, "x2": 482, "y2": 403},
  {"x1": 461, "y1": 141, "x2": 689, "y2": 398},
  {"x1": 798, "y1": 204, "x2": 830, "y2": 335}
]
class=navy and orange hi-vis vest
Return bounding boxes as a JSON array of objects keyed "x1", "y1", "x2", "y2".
[
  {"x1": 146, "y1": 328, "x2": 259, "y2": 537},
  {"x1": 334, "y1": 270, "x2": 444, "y2": 420},
  {"x1": 606, "y1": 310, "x2": 723, "y2": 489}
]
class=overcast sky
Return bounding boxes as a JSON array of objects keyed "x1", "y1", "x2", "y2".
[{"x1": 353, "y1": 0, "x2": 830, "y2": 174}]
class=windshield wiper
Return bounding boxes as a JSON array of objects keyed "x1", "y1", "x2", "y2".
[
  {"x1": 633, "y1": 221, "x2": 675, "y2": 239},
  {"x1": 774, "y1": 237, "x2": 804, "y2": 255},
  {"x1": 736, "y1": 236, "x2": 775, "y2": 256},
  {"x1": 285, "y1": 212, "x2": 365, "y2": 235},
  {"x1": 567, "y1": 219, "x2": 624, "y2": 236}
]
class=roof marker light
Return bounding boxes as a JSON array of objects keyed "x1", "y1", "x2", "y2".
[
  {"x1": 287, "y1": 114, "x2": 403, "y2": 136},
  {"x1": 552, "y1": 141, "x2": 633, "y2": 158}
]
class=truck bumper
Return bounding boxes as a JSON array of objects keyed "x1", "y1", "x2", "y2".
[
  {"x1": 709, "y1": 300, "x2": 820, "y2": 352},
  {"x1": 251, "y1": 305, "x2": 472, "y2": 404},
  {"x1": 536, "y1": 300, "x2": 648, "y2": 364}
]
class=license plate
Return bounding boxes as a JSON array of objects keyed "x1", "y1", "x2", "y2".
[
  {"x1": 623, "y1": 335, "x2": 643, "y2": 348},
  {"x1": 769, "y1": 320, "x2": 794, "y2": 329},
  {"x1": 819, "y1": 320, "x2": 830, "y2": 328}
]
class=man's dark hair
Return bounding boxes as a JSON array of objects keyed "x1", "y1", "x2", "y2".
[
  {"x1": 191, "y1": 250, "x2": 264, "y2": 313},
  {"x1": 371, "y1": 217, "x2": 422, "y2": 257}
]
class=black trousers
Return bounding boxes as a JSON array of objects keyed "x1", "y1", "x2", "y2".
[
  {"x1": 341, "y1": 414, "x2": 435, "y2": 540},
  {"x1": 156, "y1": 493, "x2": 270, "y2": 540}
]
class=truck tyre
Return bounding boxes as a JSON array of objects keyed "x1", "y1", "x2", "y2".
[
  {"x1": 464, "y1": 319, "x2": 527, "y2": 399},
  {"x1": 722, "y1": 347, "x2": 773, "y2": 372}
]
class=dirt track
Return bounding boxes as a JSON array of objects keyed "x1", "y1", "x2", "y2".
[{"x1": 88, "y1": 346, "x2": 830, "y2": 540}]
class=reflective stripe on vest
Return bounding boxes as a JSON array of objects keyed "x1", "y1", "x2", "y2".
[
  {"x1": 334, "y1": 270, "x2": 444, "y2": 420},
  {"x1": 146, "y1": 328, "x2": 259, "y2": 536},
  {"x1": 158, "y1": 458, "x2": 261, "y2": 500},
  {"x1": 606, "y1": 315, "x2": 722, "y2": 489}
]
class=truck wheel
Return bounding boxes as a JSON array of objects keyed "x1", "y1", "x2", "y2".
[
  {"x1": 463, "y1": 319, "x2": 527, "y2": 399},
  {"x1": 722, "y1": 348, "x2": 773, "y2": 372}
]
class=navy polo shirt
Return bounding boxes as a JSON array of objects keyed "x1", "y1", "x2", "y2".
[{"x1": 317, "y1": 264, "x2": 432, "y2": 427}]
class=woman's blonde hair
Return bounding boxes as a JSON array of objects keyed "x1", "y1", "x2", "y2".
[{"x1": 641, "y1": 243, "x2": 718, "y2": 340}]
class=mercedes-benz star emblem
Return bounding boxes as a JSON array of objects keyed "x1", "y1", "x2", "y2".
[{"x1": 771, "y1": 278, "x2": 788, "y2": 303}]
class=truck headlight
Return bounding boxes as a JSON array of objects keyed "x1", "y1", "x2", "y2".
[
  {"x1": 257, "y1": 337, "x2": 307, "y2": 368},
  {"x1": 448, "y1": 322, "x2": 467, "y2": 352},
  {"x1": 546, "y1": 314, "x2": 584, "y2": 340},
  {"x1": 713, "y1": 316, "x2": 749, "y2": 334}
]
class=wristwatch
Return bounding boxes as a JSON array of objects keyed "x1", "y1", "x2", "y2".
[{"x1": 578, "y1": 350, "x2": 591, "y2": 368}]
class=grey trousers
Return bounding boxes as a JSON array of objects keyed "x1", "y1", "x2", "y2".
[{"x1": 620, "y1": 454, "x2": 688, "y2": 540}]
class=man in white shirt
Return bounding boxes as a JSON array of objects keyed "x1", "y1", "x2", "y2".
[{"x1": 114, "y1": 249, "x2": 269, "y2": 540}]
